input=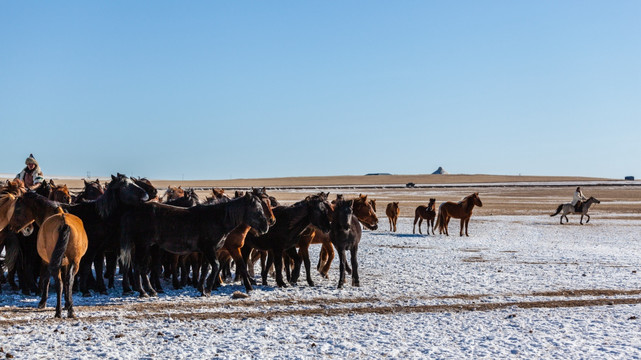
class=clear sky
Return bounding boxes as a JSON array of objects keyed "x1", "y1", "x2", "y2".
[{"x1": 1, "y1": 2, "x2": 639, "y2": 180}]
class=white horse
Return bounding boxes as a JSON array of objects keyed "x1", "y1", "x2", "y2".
[{"x1": 551, "y1": 197, "x2": 600, "y2": 225}]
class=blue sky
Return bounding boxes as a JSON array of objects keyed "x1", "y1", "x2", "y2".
[{"x1": 1, "y1": 2, "x2": 639, "y2": 180}]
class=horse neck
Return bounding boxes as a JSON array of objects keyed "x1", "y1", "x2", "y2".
[
  {"x1": 24, "y1": 196, "x2": 61, "y2": 226},
  {"x1": 462, "y1": 197, "x2": 476, "y2": 212},
  {"x1": 208, "y1": 197, "x2": 248, "y2": 233},
  {"x1": 283, "y1": 201, "x2": 312, "y2": 235}
]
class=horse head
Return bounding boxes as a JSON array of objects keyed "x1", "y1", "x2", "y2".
[
  {"x1": 428, "y1": 198, "x2": 436, "y2": 211},
  {"x1": 472, "y1": 193, "x2": 483, "y2": 207},
  {"x1": 133, "y1": 178, "x2": 158, "y2": 201},
  {"x1": 8, "y1": 192, "x2": 39, "y2": 232},
  {"x1": 109, "y1": 174, "x2": 150, "y2": 205},
  {"x1": 305, "y1": 193, "x2": 332, "y2": 233},
  {"x1": 333, "y1": 198, "x2": 355, "y2": 231},
  {"x1": 252, "y1": 187, "x2": 276, "y2": 227},
  {"x1": 49, "y1": 183, "x2": 72, "y2": 204},
  {"x1": 79, "y1": 179, "x2": 105, "y2": 202},
  {"x1": 241, "y1": 191, "x2": 271, "y2": 235},
  {"x1": 164, "y1": 186, "x2": 185, "y2": 201},
  {"x1": 353, "y1": 194, "x2": 378, "y2": 230}
]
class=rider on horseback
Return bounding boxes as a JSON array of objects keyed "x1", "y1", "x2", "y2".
[
  {"x1": 15, "y1": 154, "x2": 44, "y2": 190},
  {"x1": 571, "y1": 186, "x2": 587, "y2": 212}
]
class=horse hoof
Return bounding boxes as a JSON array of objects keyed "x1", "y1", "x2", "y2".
[
  {"x1": 139, "y1": 293, "x2": 149, "y2": 298},
  {"x1": 352, "y1": 280, "x2": 360, "y2": 287},
  {"x1": 82, "y1": 292, "x2": 92, "y2": 298},
  {"x1": 307, "y1": 281, "x2": 315, "y2": 287},
  {"x1": 200, "y1": 291, "x2": 211, "y2": 297},
  {"x1": 37, "y1": 302, "x2": 46, "y2": 309},
  {"x1": 122, "y1": 290, "x2": 134, "y2": 296},
  {"x1": 54, "y1": 312, "x2": 62, "y2": 318},
  {"x1": 67, "y1": 312, "x2": 77, "y2": 319}
]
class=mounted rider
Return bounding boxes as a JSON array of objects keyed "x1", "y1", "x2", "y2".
[
  {"x1": 15, "y1": 154, "x2": 45, "y2": 190},
  {"x1": 571, "y1": 186, "x2": 587, "y2": 212}
]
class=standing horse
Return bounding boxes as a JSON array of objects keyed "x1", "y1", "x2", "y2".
[
  {"x1": 120, "y1": 192, "x2": 273, "y2": 297},
  {"x1": 386, "y1": 202, "x2": 400, "y2": 232},
  {"x1": 435, "y1": 193, "x2": 483, "y2": 236},
  {"x1": 551, "y1": 197, "x2": 601, "y2": 225},
  {"x1": 162, "y1": 186, "x2": 185, "y2": 202},
  {"x1": 310, "y1": 194, "x2": 378, "y2": 281},
  {"x1": 8, "y1": 192, "x2": 88, "y2": 318},
  {"x1": 62, "y1": 174, "x2": 150, "y2": 296},
  {"x1": 413, "y1": 198, "x2": 436, "y2": 235},
  {"x1": 74, "y1": 179, "x2": 104, "y2": 203},
  {"x1": 330, "y1": 198, "x2": 362, "y2": 288},
  {"x1": 242, "y1": 193, "x2": 332, "y2": 288},
  {"x1": 48, "y1": 180, "x2": 72, "y2": 204}
]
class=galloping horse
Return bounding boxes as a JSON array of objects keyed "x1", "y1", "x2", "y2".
[
  {"x1": 435, "y1": 193, "x2": 483, "y2": 236},
  {"x1": 385, "y1": 202, "x2": 400, "y2": 232},
  {"x1": 413, "y1": 198, "x2": 436, "y2": 235},
  {"x1": 551, "y1": 196, "x2": 601, "y2": 225},
  {"x1": 9, "y1": 192, "x2": 88, "y2": 318}
]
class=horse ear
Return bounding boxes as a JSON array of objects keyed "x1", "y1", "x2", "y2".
[
  {"x1": 111, "y1": 175, "x2": 117, "y2": 181},
  {"x1": 84, "y1": 179, "x2": 89, "y2": 186},
  {"x1": 96, "y1": 179, "x2": 100, "y2": 184}
]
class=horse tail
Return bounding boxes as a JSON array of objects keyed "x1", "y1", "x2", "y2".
[
  {"x1": 434, "y1": 208, "x2": 443, "y2": 233},
  {"x1": 550, "y1": 205, "x2": 563, "y2": 217},
  {"x1": 2, "y1": 231, "x2": 22, "y2": 271},
  {"x1": 49, "y1": 220, "x2": 71, "y2": 274},
  {"x1": 120, "y1": 224, "x2": 132, "y2": 269}
]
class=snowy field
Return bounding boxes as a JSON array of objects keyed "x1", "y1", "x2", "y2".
[{"x1": 2, "y1": 215, "x2": 641, "y2": 359}]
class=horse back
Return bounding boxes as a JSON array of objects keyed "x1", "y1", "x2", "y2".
[{"x1": 37, "y1": 213, "x2": 88, "y2": 265}]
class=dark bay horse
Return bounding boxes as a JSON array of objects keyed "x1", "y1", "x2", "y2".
[
  {"x1": 385, "y1": 202, "x2": 400, "y2": 232},
  {"x1": 435, "y1": 193, "x2": 483, "y2": 236},
  {"x1": 62, "y1": 174, "x2": 150, "y2": 296},
  {"x1": 551, "y1": 196, "x2": 601, "y2": 225},
  {"x1": 304, "y1": 194, "x2": 378, "y2": 282},
  {"x1": 9, "y1": 192, "x2": 88, "y2": 318},
  {"x1": 120, "y1": 192, "x2": 274, "y2": 297},
  {"x1": 413, "y1": 198, "x2": 436, "y2": 235},
  {"x1": 243, "y1": 193, "x2": 332, "y2": 288},
  {"x1": 74, "y1": 179, "x2": 104, "y2": 203},
  {"x1": 330, "y1": 198, "x2": 362, "y2": 288}
]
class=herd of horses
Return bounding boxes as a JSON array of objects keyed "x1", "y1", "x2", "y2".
[{"x1": 0, "y1": 176, "x2": 601, "y2": 319}]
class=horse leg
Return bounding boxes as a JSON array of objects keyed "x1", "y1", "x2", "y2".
[
  {"x1": 320, "y1": 242, "x2": 334, "y2": 278},
  {"x1": 287, "y1": 247, "x2": 303, "y2": 285},
  {"x1": 272, "y1": 251, "x2": 288, "y2": 288},
  {"x1": 149, "y1": 247, "x2": 163, "y2": 294},
  {"x1": 54, "y1": 269, "x2": 63, "y2": 318},
  {"x1": 62, "y1": 266, "x2": 71, "y2": 310},
  {"x1": 105, "y1": 252, "x2": 117, "y2": 289},
  {"x1": 337, "y1": 249, "x2": 347, "y2": 289},
  {"x1": 393, "y1": 216, "x2": 398, "y2": 232},
  {"x1": 298, "y1": 243, "x2": 315, "y2": 287},
  {"x1": 418, "y1": 218, "x2": 424, "y2": 235},
  {"x1": 444, "y1": 216, "x2": 450, "y2": 236},
  {"x1": 413, "y1": 214, "x2": 418, "y2": 234},
  {"x1": 586, "y1": 213, "x2": 590, "y2": 223},
  {"x1": 171, "y1": 254, "x2": 181, "y2": 289},
  {"x1": 78, "y1": 249, "x2": 94, "y2": 297},
  {"x1": 350, "y1": 246, "x2": 360, "y2": 287},
  {"x1": 388, "y1": 216, "x2": 392, "y2": 232},
  {"x1": 93, "y1": 251, "x2": 108, "y2": 295},
  {"x1": 229, "y1": 247, "x2": 253, "y2": 292},
  {"x1": 201, "y1": 246, "x2": 220, "y2": 296},
  {"x1": 283, "y1": 251, "x2": 292, "y2": 283},
  {"x1": 580, "y1": 214, "x2": 584, "y2": 225},
  {"x1": 465, "y1": 218, "x2": 470, "y2": 236},
  {"x1": 66, "y1": 264, "x2": 77, "y2": 318},
  {"x1": 38, "y1": 266, "x2": 50, "y2": 309}
]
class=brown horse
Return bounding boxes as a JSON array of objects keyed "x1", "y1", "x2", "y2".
[
  {"x1": 435, "y1": 193, "x2": 483, "y2": 236},
  {"x1": 163, "y1": 185, "x2": 185, "y2": 201},
  {"x1": 205, "y1": 188, "x2": 231, "y2": 204},
  {"x1": 413, "y1": 198, "x2": 436, "y2": 235},
  {"x1": 385, "y1": 202, "x2": 400, "y2": 232},
  {"x1": 9, "y1": 192, "x2": 88, "y2": 318},
  {"x1": 0, "y1": 180, "x2": 26, "y2": 230},
  {"x1": 48, "y1": 180, "x2": 72, "y2": 204}
]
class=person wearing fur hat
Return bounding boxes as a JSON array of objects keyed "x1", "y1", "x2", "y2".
[{"x1": 15, "y1": 154, "x2": 45, "y2": 190}]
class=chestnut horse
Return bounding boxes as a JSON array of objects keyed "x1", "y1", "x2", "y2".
[
  {"x1": 162, "y1": 185, "x2": 185, "y2": 202},
  {"x1": 9, "y1": 192, "x2": 88, "y2": 318},
  {"x1": 435, "y1": 193, "x2": 483, "y2": 236},
  {"x1": 48, "y1": 180, "x2": 72, "y2": 204},
  {"x1": 385, "y1": 202, "x2": 400, "y2": 232},
  {"x1": 413, "y1": 198, "x2": 436, "y2": 235},
  {"x1": 0, "y1": 179, "x2": 26, "y2": 230}
]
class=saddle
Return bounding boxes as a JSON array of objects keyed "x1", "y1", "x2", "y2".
[{"x1": 574, "y1": 201, "x2": 583, "y2": 212}]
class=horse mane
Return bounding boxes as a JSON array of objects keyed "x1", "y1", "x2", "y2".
[
  {"x1": 95, "y1": 174, "x2": 127, "y2": 218},
  {"x1": 0, "y1": 179, "x2": 25, "y2": 197},
  {"x1": 286, "y1": 197, "x2": 320, "y2": 231},
  {"x1": 221, "y1": 194, "x2": 252, "y2": 228},
  {"x1": 458, "y1": 193, "x2": 478, "y2": 211},
  {"x1": 22, "y1": 191, "x2": 63, "y2": 212}
]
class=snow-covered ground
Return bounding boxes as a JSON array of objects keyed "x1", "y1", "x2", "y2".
[{"x1": 2, "y1": 215, "x2": 641, "y2": 359}]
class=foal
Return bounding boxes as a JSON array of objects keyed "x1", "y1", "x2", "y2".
[
  {"x1": 385, "y1": 202, "x2": 400, "y2": 232},
  {"x1": 413, "y1": 198, "x2": 436, "y2": 235},
  {"x1": 330, "y1": 199, "x2": 362, "y2": 288}
]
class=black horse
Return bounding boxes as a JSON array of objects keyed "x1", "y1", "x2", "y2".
[
  {"x1": 242, "y1": 193, "x2": 332, "y2": 288},
  {"x1": 330, "y1": 198, "x2": 362, "y2": 288},
  {"x1": 62, "y1": 174, "x2": 150, "y2": 297},
  {"x1": 120, "y1": 192, "x2": 274, "y2": 297}
]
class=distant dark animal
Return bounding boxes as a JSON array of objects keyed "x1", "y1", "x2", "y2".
[
  {"x1": 48, "y1": 180, "x2": 72, "y2": 204},
  {"x1": 413, "y1": 198, "x2": 436, "y2": 235},
  {"x1": 74, "y1": 179, "x2": 104, "y2": 203},
  {"x1": 120, "y1": 192, "x2": 273, "y2": 297},
  {"x1": 8, "y1": 192, "x2": 88, "y2": 318},
  {"x1": 551, "y1": 197, "x2": 601, "y2": 225},
  {"x1": 385, "y1": 202, "x2": 400, "y2": 232},
  {"x1": 243, "y1": 192, "x2": 332, "y2": 288},
  {"x1": 330, "y1": 198, "x2": 362, "y2": 288},
  {"x1": 435, "y1": 193, "x2": 483, "y2": 236}
]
